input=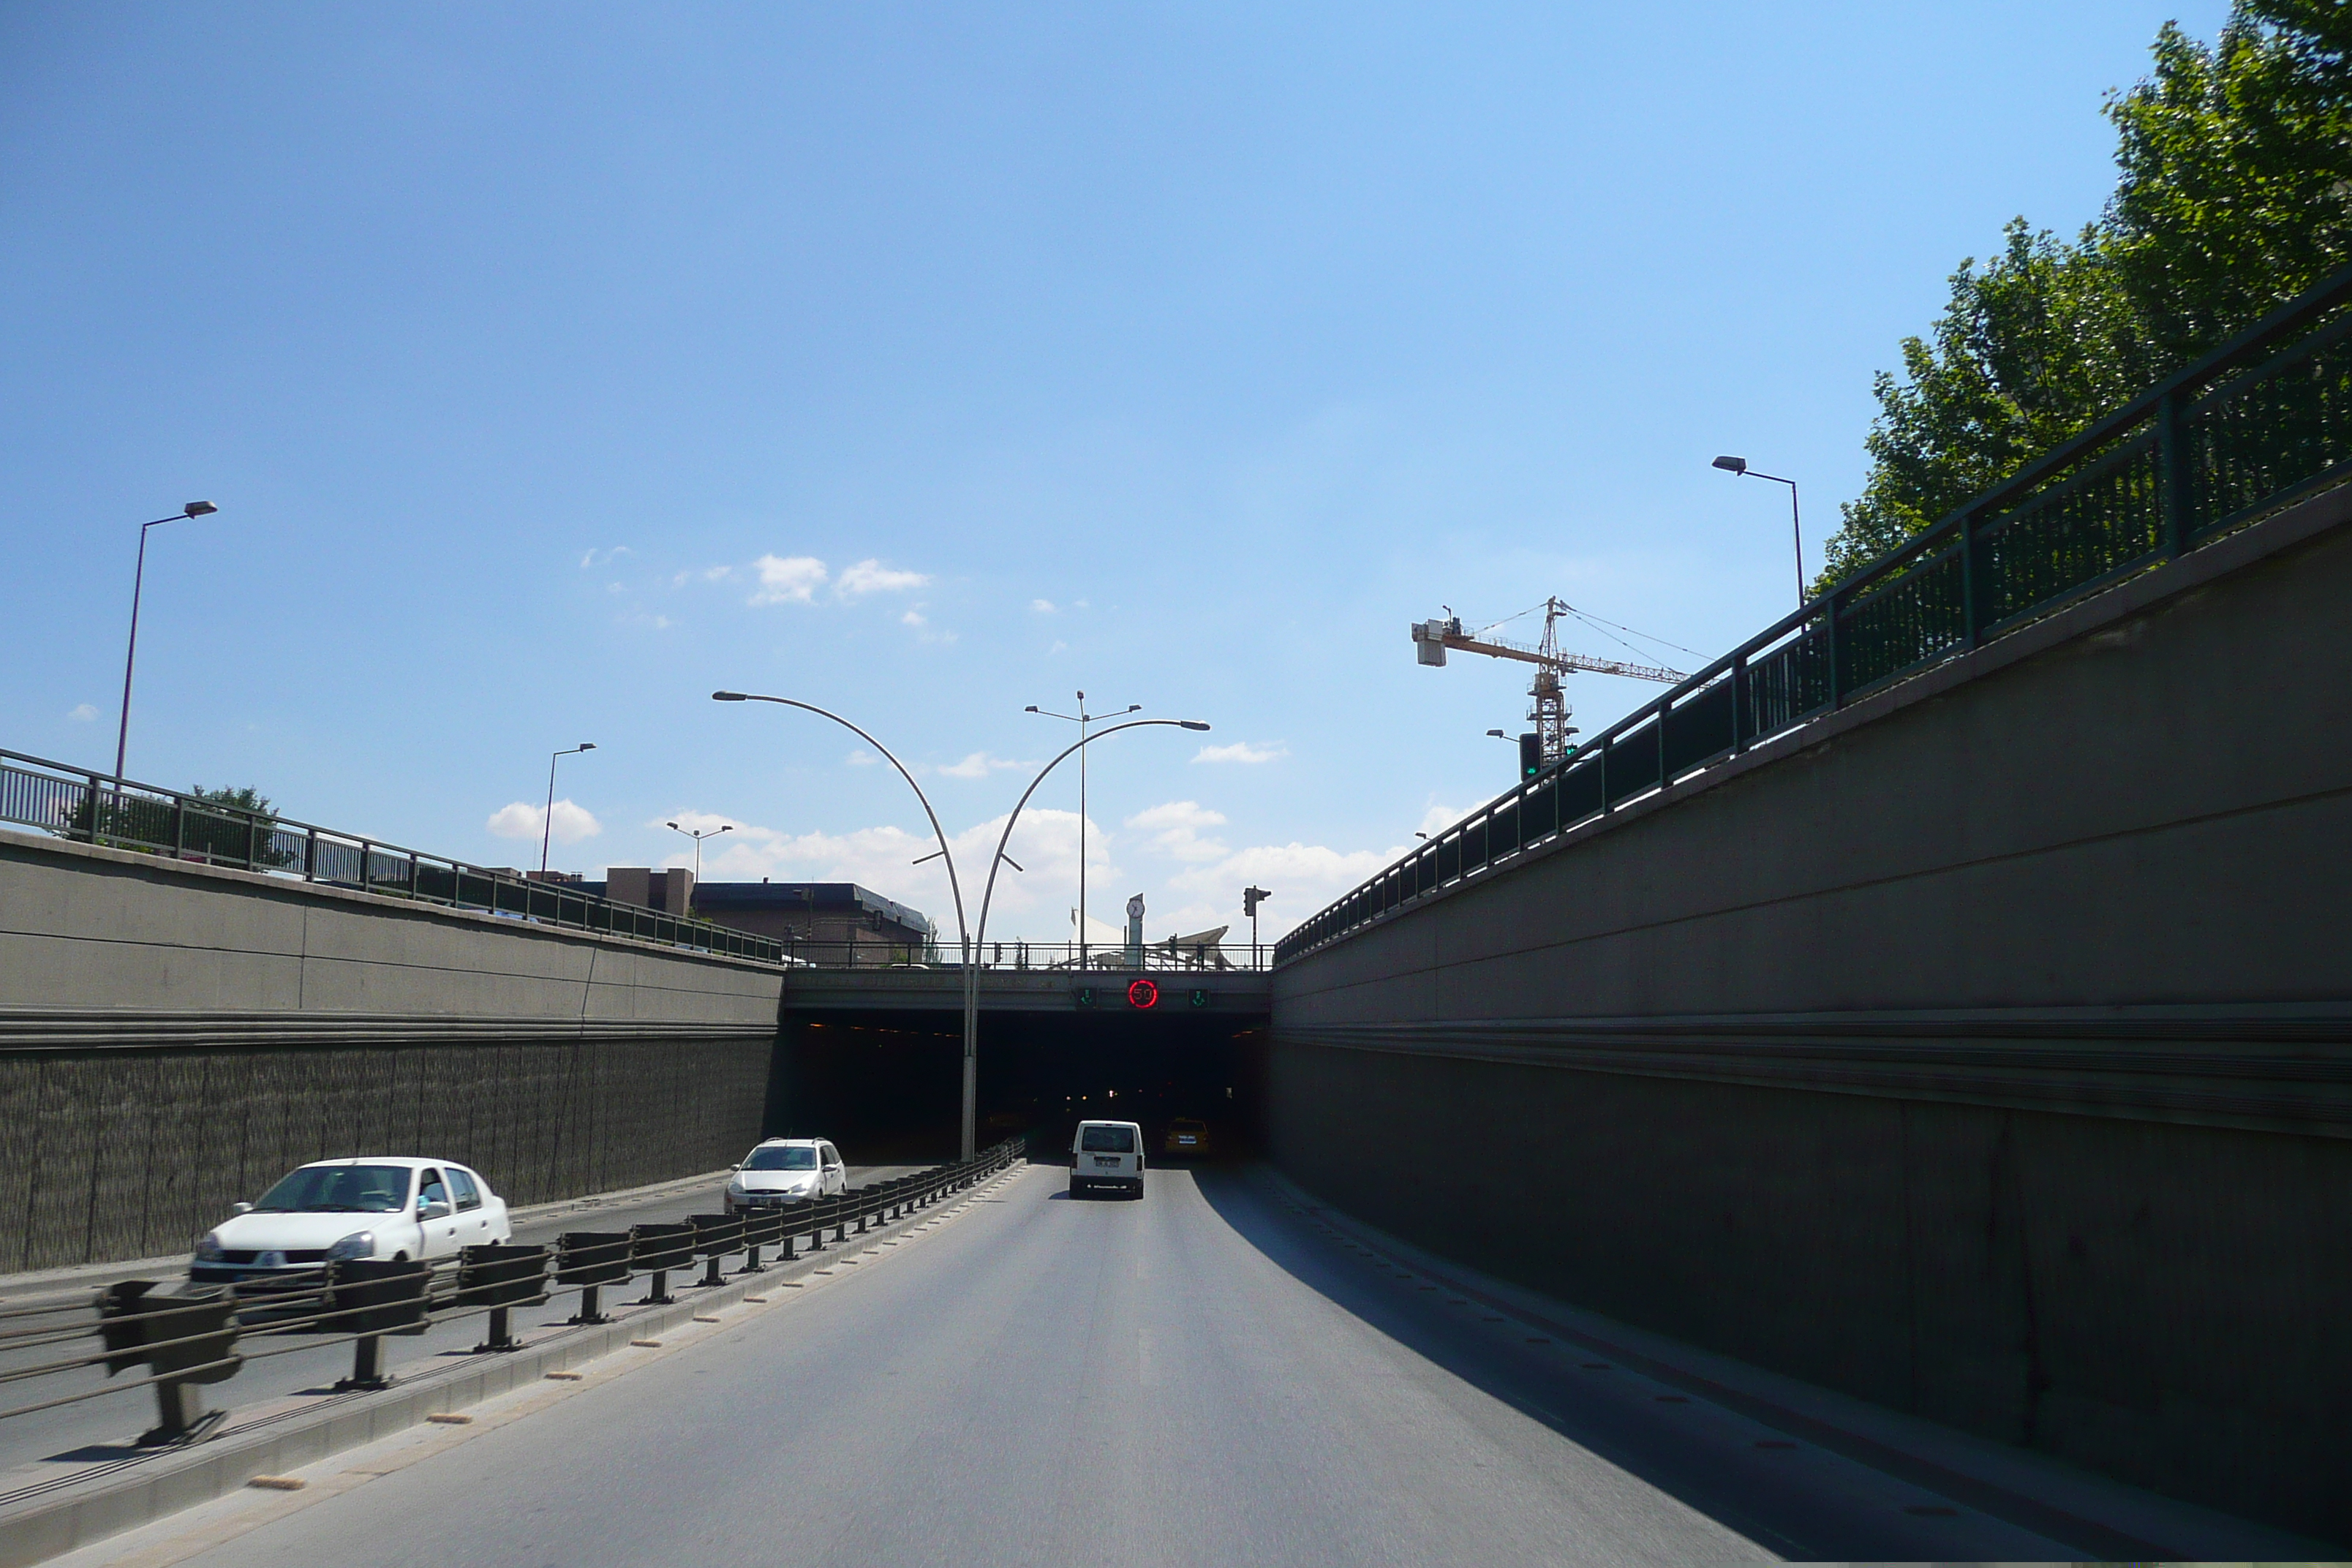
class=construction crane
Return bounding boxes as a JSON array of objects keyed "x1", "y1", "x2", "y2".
[{"x1": 1411, "y1": 597, "x2": 1687, "y2": 767}]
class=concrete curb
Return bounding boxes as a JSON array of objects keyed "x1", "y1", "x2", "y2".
[{"x1": 0, "y1": 1160, "x2": 1025, "y2": 1568}]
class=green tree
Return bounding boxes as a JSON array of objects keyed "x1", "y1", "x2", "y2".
[
  {"x1": 56, "y1": 781, "x2": 295, "y2": 867},
  {"x1": 1818, "y1": 1, "x2": 2352, "y2": 587}
]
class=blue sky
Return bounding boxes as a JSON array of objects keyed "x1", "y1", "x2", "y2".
[{"x1": 0, "y1": 1, "x2": 2230, "y2": 943}]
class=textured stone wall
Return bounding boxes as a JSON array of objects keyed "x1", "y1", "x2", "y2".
[
  {"x1": 0, "y1": 1033, "x2": 770, "y2": 1271},
  {"x1": 0, "y1": 829, "x2": 785, "y2": 1272}
]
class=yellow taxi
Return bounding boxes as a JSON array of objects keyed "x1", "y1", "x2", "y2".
[{"x1": 1162, "y1": 1118, "x2": 1211, "y2": 1158}]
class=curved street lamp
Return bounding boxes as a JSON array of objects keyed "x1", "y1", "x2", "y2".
[
  {"x1": 541, "y1": 744, "x2": 596, "y2": 877},
  {"x1": 969, "y1": 717, "x2": 1208, "y2": 1157},
  {"x1": 115, "y1": 502, "x2": 219, "y2": 785},
  {"x1": 716, "y1": 690, "x2": 1205, "y2": 1158},
  {"x1": 712, "y1": 690, "x2": 973, "y2": 1139},
  {"x1": 1712, "y1": 456, "x2": 1805, "y2": 607}
]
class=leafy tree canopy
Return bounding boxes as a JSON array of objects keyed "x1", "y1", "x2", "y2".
[
  {"x1": 1819, "y1": 0, "x2": 2352, "y2": 587},
  {"x1": 189, "y1": 785, "x2": 277, "y2": 819}
]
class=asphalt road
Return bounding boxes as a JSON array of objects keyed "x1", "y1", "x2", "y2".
[
  {"x1": 0, "y1": 1166, "x2": 920, "y2": 1472},
  {"x1": 128, "y1": 1161, "x2": 2096, "y2": 1567}
]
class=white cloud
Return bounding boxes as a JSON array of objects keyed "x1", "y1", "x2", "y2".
[
  {"x1": 835, "y1": 559, "x2": 929, "y2": 598},
  {"x1": 748, "y1": 554, "x2": 829, "y2": 606},
  {"x1": 1418, "y1": 801, "x2": 1471, "y2": 837},
  {"x1": 579, "y1": 546, "x2": 631, "y2": 569},
  {"x1": 938, "y1": 751, "x2": 1033, "y2": 780},
  {"x1": 1031, "y1": 598, "x2": 1056, "y2": 614},
  {"x1": 845, "y1": 749, "x2": 880, "y2": 767},
  {"x1": 1193, "y1": 740, "x2": 1288, "y2": 765},
  {"x1": 1164, "y1": 840, "x2": 1396, "y2": 929},
  {"x1": 1126, "y1": 800, "x2": 1230, "y2": 863},
  {"x1": 67, "y1": 704, "x2": 97, "y2": 722},
  {"x1": 486, "y1": 799, "x2": 602, "y2": 844},
  {"x1": 902, "y1": 606, "x2": 927, "y2": 627}
]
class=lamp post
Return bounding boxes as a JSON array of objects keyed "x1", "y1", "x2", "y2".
[
  {"x1": 713, "y1": 690, "x2": 973, "y2": 1143},
  {"x1": 1712, "y1": 456, "x2": 1805, "y2": 606},
  {"x1": 970, "y1": 717, "x2": 1210, "y2": 1154},
  {"x1": 665, "y1": 821, "x2": 731, "y2": 910},
  {"x1": 113, "y1": 502, "x2": 218, "y2": 785},
  {"x1": 1024, "y1": 693, "x2": 1139, "y2": 970},
  {"x1": 540, "y1": 743, "x2": 595, "y2": 877}
]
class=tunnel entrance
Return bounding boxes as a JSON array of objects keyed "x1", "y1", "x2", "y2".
[{"x1": 773, "y1": 1009, "x2": 1268, "y2": 1165}]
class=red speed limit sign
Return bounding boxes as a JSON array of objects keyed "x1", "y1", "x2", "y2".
[{"x1": 1126, "y1": 978, "x2": 1159, "y2": 1010}]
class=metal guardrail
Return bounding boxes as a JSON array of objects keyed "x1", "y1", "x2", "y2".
[
  {"x1": 1278, "y1": 259, "x2": 2352, "y2": 967},
  {"x1": 777, "y1": 937, "x2": 1271, "y2": 973},
  {"x1": 0, "y1": 1141, "x2": 1024, "y2": 1447},
  {"x1": 0, "y1": 750, "x2": 785, "y2": 965}
]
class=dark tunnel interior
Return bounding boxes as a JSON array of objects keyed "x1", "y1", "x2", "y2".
[{"x1": 768, "y1": 1009, "x2": 1270, "y2": 1165}]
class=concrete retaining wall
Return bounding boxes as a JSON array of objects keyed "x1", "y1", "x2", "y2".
[
  {"x1": 1267, "y1": 486, "x2": 2352, "y2": 1542},
  {"x1": 0, "y1": 835, "x2": 784, "y2": 1272}
]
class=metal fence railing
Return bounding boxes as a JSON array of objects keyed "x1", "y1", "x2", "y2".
[
  {"x1": 777, "y1": 936, "x2": 1271, "y2": 973},
  {"x1": 0, "y1": 1141, "x2": 1024, "y2": 1449},
  {"x1": 1278, "y1": 258, "x2": 2352, "y2": 967},
  {"x1": 0, "y1": 750, "x2": 786, "y2": 966}
]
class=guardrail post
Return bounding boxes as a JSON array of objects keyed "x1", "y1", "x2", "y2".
[
  {"x1": 2158, "y1": 387, "x2": 2190, "y2": 558},
  {"x1": 1823, "y1": 596, "x2": 1844, "y2": 710},
  {"x1": 99, "y1": 1281, "x2": 240, "y2": 1447},
  {"x1": 1729, "y1": 654, "x2": 1749, "y2": 756},
  {"x1": 1961, "y1": 508, "x2": 1984, "y2": 648}
]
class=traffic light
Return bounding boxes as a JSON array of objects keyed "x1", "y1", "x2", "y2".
[
  {"x1": 1242, "y1": 886, "x2": 1271, "y2": 917},
  {"x1": 1518, "y1": 732, "x2": 1542, "y2": 780}
]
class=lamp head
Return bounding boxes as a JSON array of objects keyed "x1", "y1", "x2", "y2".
[
  {"x1": 1179, "y1": 720, "x2": 1210, "y2": 731},
  {"x1": 578, "y1": 742, "x2": 595, "y2": 751},
  {"x1": 1486, "y1": 728, "x2": 1507, "y2": 739},
  {"x1": 1126, "y1": 704, "x2": 1142, "y2": 713},
  {"x1": 1712, "y1": 456, "x2": 1748, "y2": 475},
  {"x1": 717, "y1": 824, "x2": 732, "y2": 834},
  {"x1": 667, "y1": 821, "x2": 680, "y2": 830},
  {"x1": 712, "y1": 691, "x2": 747, "y2": 701},
  {"x1": 183, "y1": 501, "x2": 218, "y2": 517},
  {"x1": 1024, "y1": 705, "x2": 1039, "y2": 713}
]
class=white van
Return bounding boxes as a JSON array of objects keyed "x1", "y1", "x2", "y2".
[{"x1": 1070, "y1": 1120, "x2": 1145, "y2": 1199}]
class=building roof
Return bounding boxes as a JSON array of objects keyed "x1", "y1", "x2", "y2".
[{"x1": 690, "y1": 881, "x2": 933, "y2": 935}]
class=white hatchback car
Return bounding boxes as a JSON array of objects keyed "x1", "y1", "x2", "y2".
[
  {"x1": 1070, "y1": 1120, "x2": 1145, "y2": 1199},
  {"x1": 725, "y1": 1138, "x2": 847, "y2": 1213},
  {"x1": 191, "y1": 1158, "x2": 510, "y2": 1288}
]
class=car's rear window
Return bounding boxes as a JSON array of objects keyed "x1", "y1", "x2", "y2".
[
  {"x1": 745, "y1": 1146, "x2": 818, "y2": 1171},
  {"x1": 1080, "y1": 1126, "x2": 1136, "y2": 1153},
  {"x1": 255, "y1": 1164, "x2": 410, "y2": 1214}
]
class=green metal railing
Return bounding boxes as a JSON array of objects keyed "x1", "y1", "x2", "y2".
[
  {"x1": 1278, "y1": 259, "x2": 2352, "y2": 966},
  {"x1": 0, "y1": 750, "x2": 786, "y2": 965}
]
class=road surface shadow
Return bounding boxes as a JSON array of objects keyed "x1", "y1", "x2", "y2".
[{"x1": 1184, "y1": 1164, "x2": 2144, "y2": 1564}]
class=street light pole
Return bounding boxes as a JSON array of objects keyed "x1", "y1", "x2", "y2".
[
  {"x1": 540, "y1": 743, "x2": 596, "y2": 877},
  {"x1": 1025, "y1": 693, "x2": 1139, "y2": 970},
  {"x1": 1713, "y1": 456, "x2": 1805, "y2": 606},
  {"x1": 972, "y1": 717, "x2": 1210, "y2": 1155},
  {"x1": 114, "y1": 502, "x2": 218, "y2": 785},
  {"x1": 665, "y1": 821, "x2": 732, "y2": 911},
  {"x1": 713, "y1": 690, "x2": 973, "y2": 1145}
]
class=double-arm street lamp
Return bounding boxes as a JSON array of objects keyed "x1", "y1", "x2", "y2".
[
  {"x1": 666, "y1": 821, "x2": 731, "y2": 908},
  {"x1": 1024, "y1": 693, "x2": 1139, "y2": 968},
  {"x1": 1712, "y1": 456, "x2": 1806, "y2": 607},
  {"x1": 716, "y1": 689, "x2": 1206, "y2": 1158},
  {"x1": 541, "y1": 744, "x2": 596, "y2": 876},
  {"x1": 115, "y1": 502, "x2": 219, "y2": 785}
]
